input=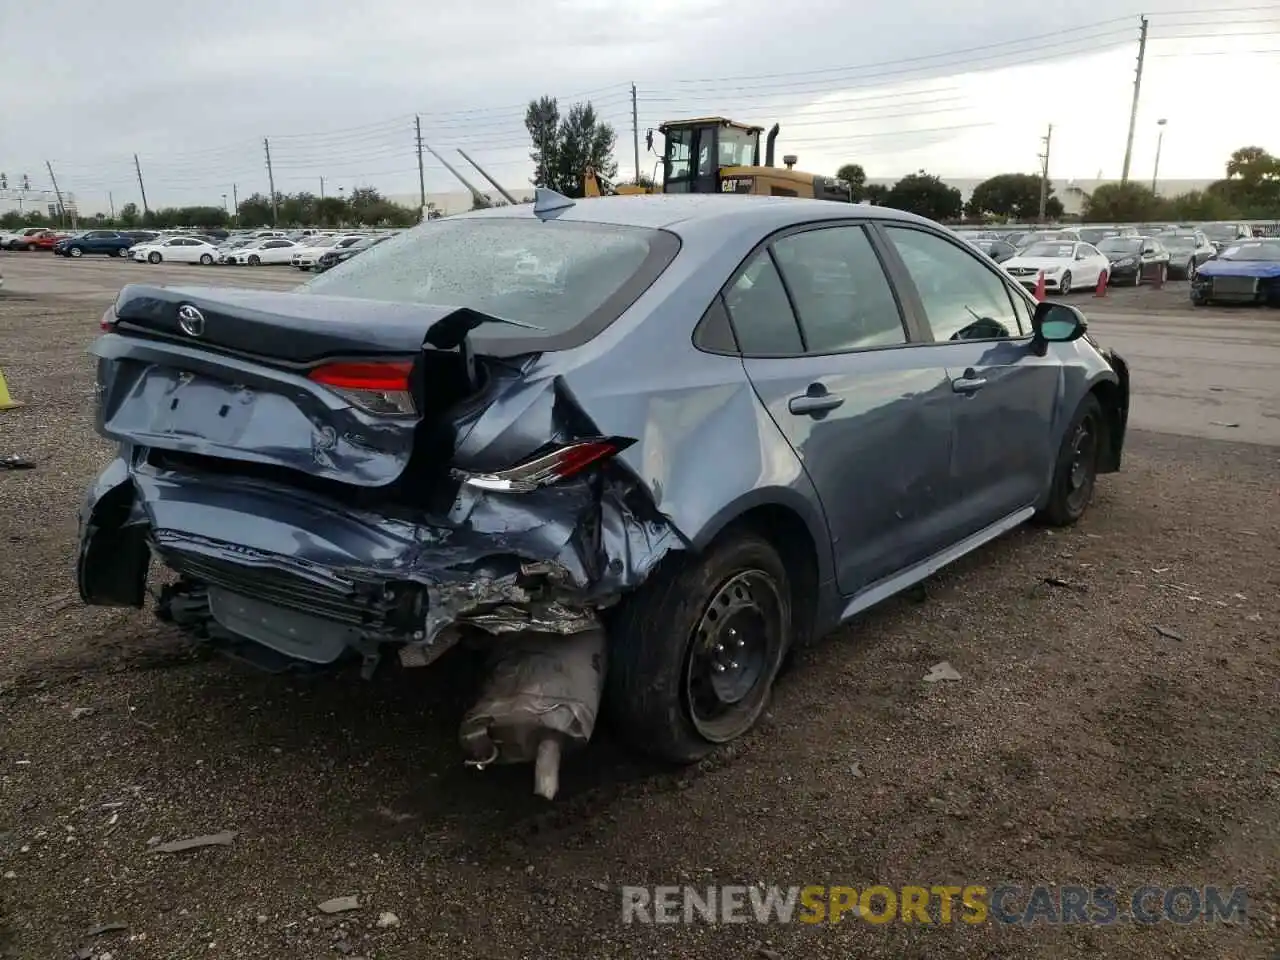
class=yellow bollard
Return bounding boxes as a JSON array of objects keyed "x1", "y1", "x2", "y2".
[{"x1": 0, "y1": 367, "x2": 22, "y2": 410}]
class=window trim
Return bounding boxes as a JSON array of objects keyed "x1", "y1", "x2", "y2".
[
  {"x1": 868, "y1": 221, "x2": 1036, "y2": 346},
  {"x1": 697, "y1": 218, "x2": 923, "y2": 359}
]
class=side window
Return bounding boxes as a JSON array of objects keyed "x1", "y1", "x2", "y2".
[
  {"x1": 884, "y1": 226, "x2": 1022, "y2": 342},
  {"x1": 722, "y1": 252, "x2": 804, "y2": 355},
  {"x1": 771, "y1": 226, "x2": 906, "y2": 352}
]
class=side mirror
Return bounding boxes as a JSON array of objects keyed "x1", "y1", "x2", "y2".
[{"x1": 1032, "y1": 301, "x2": 1087, "y2": 346}]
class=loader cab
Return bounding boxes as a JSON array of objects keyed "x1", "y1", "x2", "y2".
[{"x1": 660, "y1": 118, "x2": 763, "y2": 194}]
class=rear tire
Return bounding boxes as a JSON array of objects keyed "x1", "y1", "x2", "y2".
[
  {"x1": 1039, "y1": 394, "x2": 1105, "y2": 527},
  {"x1": 605, "y1": 531, "x2": 792, "y2": 763},
  {"x1": 199, "y1": 253, "x2": 213, "y2": 265}
]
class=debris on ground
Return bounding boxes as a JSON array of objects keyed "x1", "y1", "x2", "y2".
[
  {"x1": 923, "y1": 661, "x2": 962, "y2": 683},
  {"x1": 1153, "y1": 625, "x2": 1187, "y2": 642},
  {"x1": 1040, "y1": 576, "x2": 1089, "y2": 593},
  {"x1": 0, "y1": 454, "x2": 35, "y2": 470},
  {"x1": 375, "y1": 911, "x2": 400, "y2": 929},
  {"x1": 85, "y1": 922, "x2": 128, "y2": 937},
  {"x1": 1209, "y1": 421, "x2": 1240, "y2": 428},
  {"x1": 148, "y1": 831, "x2": 237, "y2": 853},
  {"x1": 69, "y1": 706, "x2": 96, "y2": 720},
  {"x1": 317, "y1": 896, "x2": 361, "y2": 914},
  {"x1": 849, "y1": 761, "x2": 864, "y2": 778}
]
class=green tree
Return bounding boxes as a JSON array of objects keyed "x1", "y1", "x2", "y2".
[
  {"x1": 117, "y1": 202, "x2": 140, "y2": 228},
  {"x1": 836, "y1": 163, "x2": 867, "y2": 201},
  {"x1": 1081, "y1": 182, "x2": 1166, "y2": 222},
  {"x1": 525, "y1": 96, "x2": 617, "y2": 197},
  {"x1": 236, "y1": 193, "x2": 275, "y2": 228},
  {"x1": 884, "y1": 171, "x2": 962, "y2": 221},
  {"x1": 965, "y1": 173, "x2": 1063, "y2": 221},
  {"x1": 862, "y1": 183, "x2": 889, "y2": 205},
  {"x1": 313, "y1": 196, "x2": 348, "y2": 227},
  {"x1": 1166, "y1": 189, "x2": 1238, "y2": 221},
  {"x1": 1210, "y1": 145, "x2": 1280, "y2": 216},
  {"x1": 279, "y1": 192, "x2": 316, "y2": 226}
]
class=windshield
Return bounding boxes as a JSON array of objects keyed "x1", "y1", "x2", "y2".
[
  {"x1": 1097, "y1": 238, "x2": 1142, "y2": 254},
  {"x1": 1219, "y1": 241, "x2": 1280, "y2": 262},
  {"x1": 1021, "y1": 242, "x2": 1076, "y2": 258},
  {"x1": 1201, "y1": 223, "x2": 1243, "y2": 241},
  {"x1": 1161, "y1": 234, "x2": 1199, "y2": 250},
  {"x1": 1078, "y1": 228, "x2": 1120, "y2": 244},
  {"x1": 301, "y1": 217, "x2": 680, "y2": 353}
]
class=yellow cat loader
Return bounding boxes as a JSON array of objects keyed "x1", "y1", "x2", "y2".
[{"x1": 585, "y1": 117, "x2": 853, "y2": 201}]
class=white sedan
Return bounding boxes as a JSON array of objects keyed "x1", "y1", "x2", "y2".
[
  {"x1": 232, "y1": 238, "x2": 300, "y2": 265},
  {"x1": 290, "y1": 234, "x2": 366, "y2": 270},
  {"x1": 1000, "y1": 240, "x2": 1110, "y2": 295},
  {"x1": 131, "y1": 236, "x2": 221, "y2": 265}
]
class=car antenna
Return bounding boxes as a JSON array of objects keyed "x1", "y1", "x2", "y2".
[{"x1": 532, "y1": 187, "x2": 575, "y2": 219}]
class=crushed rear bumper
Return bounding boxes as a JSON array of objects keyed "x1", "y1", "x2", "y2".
[{"x1": 78, "y1": 455, "x2": 678, "y2": 670}]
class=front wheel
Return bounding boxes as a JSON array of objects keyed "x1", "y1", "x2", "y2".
[
  {"x1": 69, "y1": 246, "x2": 83, "y2": 258},
  {"x1": 248, "y1": 254, "x2": 261, "y2": 266},
  {"x1": 115, "y1": 247, "x2": 130, "y2": 258},
  {"x1": 1039, "y1": 394, "x2": 1105, "y2": 527},
  {"x1": 605, "y1": 531, "x2": 792, "y2": 763},
  {"x1": 147, "y1": 251, "x2": 162, "y2": 264},
  {"x1": 1185, "y1": 259, "x2": 1195, "y2": 281},
  {"x1": 199, "y1": 253, "x2": 214, "y2": 265},
  {"x1": 1059, "y1": 271, "x2": 1072, "y2": 295}
]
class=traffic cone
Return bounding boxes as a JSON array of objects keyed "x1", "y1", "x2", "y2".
[
  {"x1": 0, "y1": 368, "x2": 22, "y2": 411},
  {"x1": 1034, "y1": 270, "x2": 1046, "y2": 301},
  {"x1": 1095, "y1": 270, "x2": 1108, "y2": 297}
]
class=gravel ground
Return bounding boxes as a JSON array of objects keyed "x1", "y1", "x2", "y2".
[{"x1": 0, "y1": 261, "x2": 1277, "y2": 960}]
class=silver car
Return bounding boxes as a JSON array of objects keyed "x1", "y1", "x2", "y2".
[{"x1": 78, "y1": 191, "x2": 1130, "y2": 795}]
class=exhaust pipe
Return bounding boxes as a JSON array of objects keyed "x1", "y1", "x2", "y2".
[{"x1": 764, "y1": 124, "x2": 780, "y2": 167}]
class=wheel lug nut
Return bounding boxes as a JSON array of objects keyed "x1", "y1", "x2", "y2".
[
  {"x1": 714, "y1": 663, "x2": 726, "y2": 673},
  {"x1": 714, "y1": 643, "x2": 724, "y2": 653},
  {"x1": 735, "y1": 637, "x2": 744, "y2": 647},
  {"x1": 729, "y1": 661, "x2": 739, "y2": 670}
]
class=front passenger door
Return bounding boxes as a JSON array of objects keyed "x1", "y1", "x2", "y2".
[{"x1": 878, "y1": 225, "x2": 1061, "y2": 542}]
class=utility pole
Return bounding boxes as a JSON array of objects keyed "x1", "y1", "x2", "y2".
[
  {"x1": 630, "y1": 83, "x2": 640, "y2": 183},
  {"x1": 109, "y1": 192, "x2": 116, "y2": 221},
  {"x1": 232, "y1": 183, "x2": 239, "y2": 225},
  {"x1": 263, "y1": 138, "x2": 278, "y2": 226},
  {"x1": 1037, "y1": 124, "x2": 1053, "y2": 223},
  {"x1": 319, "y1": 177, "x2": 325, "y2": 199},
  {"x1": 45, "y1": 161, "x2": 66, "y2": 228},
  {"x1": 415, "y1": 115, "x2": 427, "y2": 220},
  {"x1": 1151, "y1": 118, "x2": 1168, "y2": 193},
  {"x1": 1120, "y1": 16, "x2": 1148, "y2": 184},
  {"x1": 133, "y1": 153, "x2": 150, "y2": 217}
]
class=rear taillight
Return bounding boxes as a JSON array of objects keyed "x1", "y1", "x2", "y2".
[
  {"x1": 308, "y1": 360, "x2": 416, "y2": 416},
  {"x1": 99, "y1": 305, "x2": 118, "y2": 332},
  {"x1": 453, "y1": 437, "x2": 634, "y2": 493}
]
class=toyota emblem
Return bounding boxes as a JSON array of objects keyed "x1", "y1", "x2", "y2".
[{"x1": 177, "y1": 304, "x2": 205, "y2": 337}]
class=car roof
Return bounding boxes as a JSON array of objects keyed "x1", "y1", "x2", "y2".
[{"x1": 450, "y1": 193, "x2": 941, "y2": 235}]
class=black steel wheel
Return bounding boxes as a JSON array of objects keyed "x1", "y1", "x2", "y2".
[
  {"x1": 1039, "y1": 394, "x2": 1104, "y2": 527},
  {"x1": 606, "y1": 531, "x2": 792, "y2": 762}
]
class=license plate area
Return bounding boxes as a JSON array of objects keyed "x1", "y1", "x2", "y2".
[{"x1": 150, "y1": 372, "x2": 256, "y2": 445}]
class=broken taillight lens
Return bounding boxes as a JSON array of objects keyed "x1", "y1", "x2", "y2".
[
  {"x1": 308, "y1": 360, "x2": 417, "y2": 416},
  {"x1": 453, "y1": 437, "x2": 634, "y2": 493}
]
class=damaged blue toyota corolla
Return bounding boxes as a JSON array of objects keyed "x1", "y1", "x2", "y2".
[{"x1": 78, "y1": 190, "x2": 1130, "y2": 798}]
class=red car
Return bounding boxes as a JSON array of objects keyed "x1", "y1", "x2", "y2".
[{"x1": 32, "y1": 231, "x2": 73, "y2": 251}]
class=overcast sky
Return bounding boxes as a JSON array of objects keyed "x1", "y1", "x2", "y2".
[{"x1": 2, "y1": 0, "x2": 1277, "y2": 212}]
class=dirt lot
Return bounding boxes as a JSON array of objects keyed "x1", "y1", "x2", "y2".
[{"x1": 0, "y1": 255, "x2": 1277, "y2": 960}]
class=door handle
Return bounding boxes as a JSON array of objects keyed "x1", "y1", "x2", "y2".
[
  {"x1": 788, "y1": 390, "x2": 844, "y2": 416},
  {"x1": 952, "y1": 376, "x2": 987, "y2": 394}
]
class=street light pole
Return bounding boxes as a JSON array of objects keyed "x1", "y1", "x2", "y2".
[{"x1": 1151, "y1": 118, "x2": 1167, "y2": 194}]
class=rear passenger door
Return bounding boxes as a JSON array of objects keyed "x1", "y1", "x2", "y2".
[
  {"x1": 726, "y1": 223, "x2": 957, "y2": 596},
  {"x1": 877, "y1": 224, "x2": 1060, "y2": 541}
]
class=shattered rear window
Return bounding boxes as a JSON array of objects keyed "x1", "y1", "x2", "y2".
[{"x1": 299, "y1": 218, "x2": 680, "y2": 355}]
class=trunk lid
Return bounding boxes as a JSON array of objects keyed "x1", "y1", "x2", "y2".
[{"x1": 96, "y1": 285, "x2": 538, "y2": 492}]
